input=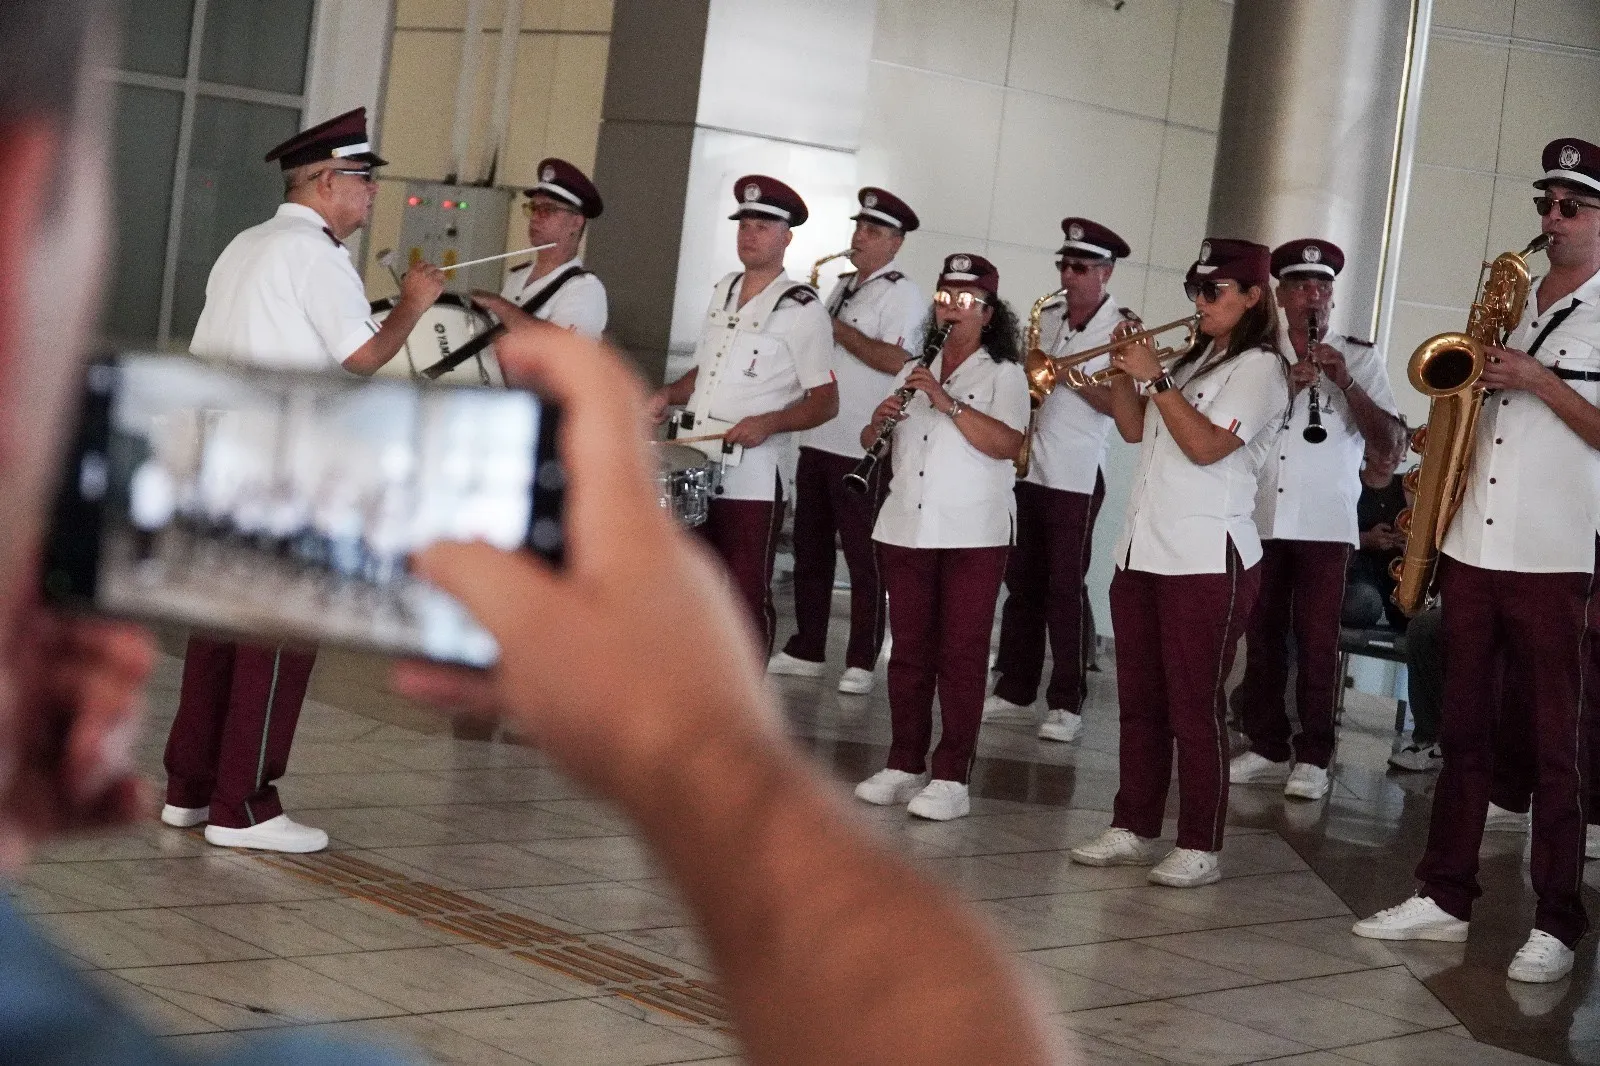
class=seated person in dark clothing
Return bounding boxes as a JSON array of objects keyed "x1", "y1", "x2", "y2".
[{"x1": 1343, "y1": 425, "x2": 1409, "y2": 629}]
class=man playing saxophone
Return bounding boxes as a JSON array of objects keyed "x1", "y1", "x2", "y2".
[
  {"x1": 1355, "y1": 137, "x2": 1600, "y2": 985},
  {"x1": 1230, "y1": 239, "x2": 1402, "y2": 801},
  {"x1": 769, "y1": 188, "x2": 926, "y2": 695},
  {"x1": 986, "y1": 218, "x2": 1131, "y2": 743}
]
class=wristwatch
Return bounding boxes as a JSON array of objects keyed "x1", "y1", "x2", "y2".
[
  {"x1": 947, "y1": 399, "x2": 966, "y2": 419},
  {"x1": 1148, "y1": 373, "x2": 1175, "y2": 395}
]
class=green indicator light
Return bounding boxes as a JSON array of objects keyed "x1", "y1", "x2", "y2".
[{"x1": 458, "y1": 201, "x2": 469, "y2": 210}]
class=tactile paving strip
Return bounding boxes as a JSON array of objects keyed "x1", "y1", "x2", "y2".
[{"x1": 256, "y1": 851, "x2": 730, "y2": 1031}]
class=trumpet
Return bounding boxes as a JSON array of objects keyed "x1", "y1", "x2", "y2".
[
  {"x1": 810, "y1": 249, "x2": 853, "y2": 288},
  {"x1": 1023, "y1": 314, "x2": 1201, "y2": 396}
]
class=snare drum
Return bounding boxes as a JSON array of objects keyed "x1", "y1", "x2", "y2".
[
  {"x1": 369, "y1": 293, "x2": 501, "y2": 386},
  {"x1": 656, "y1": 444, "x2": 713, "y2": 527}
]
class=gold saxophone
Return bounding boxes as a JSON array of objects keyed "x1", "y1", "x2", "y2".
[
  {"x1": 1390, "y1": 234, "x2": 1549, "y2": 616},
  {"x1": 809, "y1": 249, "x2": 853, "y2": 288},
  {"x1": 1015, "y1": 288, "x2": 1068, "y2": 477}
]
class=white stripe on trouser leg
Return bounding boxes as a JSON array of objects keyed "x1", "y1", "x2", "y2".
[{"x1": 249, "y1": 647, "x2": 284, "y2": 826}]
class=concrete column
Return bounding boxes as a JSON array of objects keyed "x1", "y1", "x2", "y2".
[
  {"x1": 586, "y1": 0, "x2": 876, "y2": 385},
  {"x1": 1207, "y1": 0, "x2": 1431, "y2": 342}
]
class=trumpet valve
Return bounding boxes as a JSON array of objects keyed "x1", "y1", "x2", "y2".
[{"x1": 1062, "y1": 366, "x2": 1094, "y2": 390}]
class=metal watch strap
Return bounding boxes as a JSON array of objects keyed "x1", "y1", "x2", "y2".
[{"x1": 1149, "y1": 374, "x2": 1175, "y2": 394}]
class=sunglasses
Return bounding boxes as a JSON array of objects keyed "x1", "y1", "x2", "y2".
[
  {"x1": 523, "y1": 199, "x2": 582, "y2": 219},
  {"x1": 1183, "y1": 278, "x2": 1240, "y2": 303},
  {"x1": 1534, "y1": 195, "x2": 1600, "y2": 219},
  {"x1": 1056, "y1": 259, "x2": 1104, "y2": 275},
  {"x1": 934, "y1": 289, "x2": 988, "y2": 311}
]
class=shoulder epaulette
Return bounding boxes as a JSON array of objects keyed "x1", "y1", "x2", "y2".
[
  {"x1": 781, "y1": 285, "x2": 817, "y2": 306},
  {"x1": 883, "y1": 271, "x2": 906, "y2": 283},
  {"x1": 1346, "y1": 336, "x2": 1374, "y2": 347}
]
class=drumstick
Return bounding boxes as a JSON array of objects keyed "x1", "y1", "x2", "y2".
[
  {"x1": 657, "y1": 433, "x2": 727, "y2": 446},
  {"x1": 443, "y1": 244, "x2": 556, "y2": 272}
]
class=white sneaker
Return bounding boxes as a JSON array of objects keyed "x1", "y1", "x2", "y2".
[
  {"x1": 854, "y1": 769, "x2": 927, "y2": 806},
  {"x1": 160, "y1": 804, "x2": 209, "y2": 828},
  {"x1": 1507, "y1": 930, "x2": 1575, "y2": 983},
  {"x1": 1229, "y1": 751, "x2": 1291, "y2": 785},
  {"x1": 1148, "y1": 848, "x2": 1221, "y2": 888},
  {"x1": 1352, "y1": 895, "x2": 1469, "y2": 942},
  {"x1": 204, "y1": 814, "x2": 328, "y2": 854},
  {"x1": 1037, "y1": 709, "x2": 1083, "y2": 743},
  {"x1": 1587, "y1": 824, "x2": 1600, "y2": 860},
  {"x1": 836, "y1": 667, "x2": 874, "y2": 695},
  {"x1": 982, "y1": 693, "x2": 1032, "y2": 723},
  {"x1": 907, "y1": 780, "x2": 970, "y2": 821},
  {"x1": 1485, "y1": 802, "x2": 1531, "y2": 833},
  {"x1": 767, "y1": 651, "x2": 824, "y2": 678},
  {"x1": 1284, "y1": 763, "x2": 1330, "y2": 800},
  {"x1": 1388, "y1": 742, "x2": 1443, "y2": 772},
  {"x1": 1069, "y1": 828, "x2": 1157, "y2": 867}
]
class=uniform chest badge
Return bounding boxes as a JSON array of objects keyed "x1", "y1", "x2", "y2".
[{"x1": 743, "y1": 357, "x2": 759, "y2": 378}]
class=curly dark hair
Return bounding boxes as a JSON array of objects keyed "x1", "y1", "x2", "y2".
[
  {"x1": 1171, "y1": 284, "x2": 1285, "y2": 377},
  {"x1": 913, "y1": 295, "x2": 1023, "y2": 364}
]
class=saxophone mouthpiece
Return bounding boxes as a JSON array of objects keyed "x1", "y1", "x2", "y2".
[{"x1": 1525, "y1": 233, "x2": 1551, "y2": 255}]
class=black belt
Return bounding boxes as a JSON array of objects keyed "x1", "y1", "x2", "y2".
[{"x1": 1554, "y1": 367, "x2": 1600, "y2": 381}]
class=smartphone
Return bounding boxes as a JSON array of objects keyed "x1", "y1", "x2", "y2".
[{"x1": 41, "y1": 353, "x2": 566, "y2": 669}]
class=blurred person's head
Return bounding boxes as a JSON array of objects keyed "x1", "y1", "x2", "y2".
[{"x1": 0, "y1": 0, "x2": 113, "y2": 611}]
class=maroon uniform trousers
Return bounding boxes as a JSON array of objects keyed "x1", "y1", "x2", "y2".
[
  {"x1": 782, "y1": 447, "x2": 889, "y2": 670},
  {"x1": 1110, "y1": 551, "x2": 1261, "y2": 852},
  {"x1": 699, "y1": 478, "x2": 785, "y2": 657},
  {"x1": 992, "y1": 475, "x2": 1106, "y2": 711},
  {"x1": 164, "y1": 636, "x2": 317, "y2": 829},
  {"x1": 1235, "y1": 539, "x2": 1351, "y2": 768},
  {"x1": 879, "y1": 543, "x2": 1009, "y2": 783},
  {"x1": 1415, "y1": 556, "x2": 1593, "y2": 947}
]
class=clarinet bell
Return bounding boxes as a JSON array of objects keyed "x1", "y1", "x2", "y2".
[{"x1": 1302, "y1": 424, "x2": 1328, "y2": 444}]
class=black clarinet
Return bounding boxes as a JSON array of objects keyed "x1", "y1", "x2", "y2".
[
  {"x1": 1302, "y1": 308, "x2": 1327, "y2": 444},
  {"x1": 842, "y1": 322, "x2": 953, "y2": 495}
]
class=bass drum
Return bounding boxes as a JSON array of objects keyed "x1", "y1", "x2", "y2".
[{"x1": 368, "y1": 293, "x2": 502, "y2": 387}]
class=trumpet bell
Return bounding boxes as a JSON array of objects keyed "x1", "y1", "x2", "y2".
[
  {"x1": 1408, "y1": 332, "x2": 1483, "y2": 397},
  {"x1": 1024, "y1": 347, "x2": 1056, "y2": 406}
]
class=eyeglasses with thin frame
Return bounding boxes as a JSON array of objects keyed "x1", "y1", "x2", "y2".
[
  {"x1": 934, "y1": 289, "x2": 988, "y2": 311},
  {"x1": 523, "y1": 199, "x2": 582, "y2": 219},
  {"x1": 1534, "y1": 195, "x2": 1600, "y2": 219},
  {"x1": 1184, "y1": 278, "x2": 1241, "y2": 303},
  {"x1": 1056, "y1": 259, "x2": 1106, "y2": 275},
  {"x1": 327, "y1": 166, "x2": 377, "y2": 185}
]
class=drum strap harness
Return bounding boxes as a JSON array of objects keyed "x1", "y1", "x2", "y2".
[
  {"x1": 690, "y1": 273, "x2": 811, "y2": 430},
  {"x1": 420, "y1": 263, "x2": 591, "y2": 380}
]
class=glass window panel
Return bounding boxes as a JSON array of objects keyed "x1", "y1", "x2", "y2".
[
  {"x1": 118, "y1": 0, "x2": 196, "y2": 78},
  {"x1": 169, "y1": 98, "x2": 301, "y2": 341},
  {"x1": 103, "y1": 85, "x2": 183, "y2": 346},
  {"x1": 198, "y1": 0, "x2": 316, "y2": 94}
]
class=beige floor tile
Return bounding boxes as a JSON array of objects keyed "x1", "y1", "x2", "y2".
[
  {"x1": 429, "y1": 767, "x2": 589, "y2": 805},
  {"x1": 179, "y1": 898, "x2": 456, "y2": 956},
  {"x1": 313, "y1": 806, "x2": 475, "y2": 849},
  {"x1": 1135, "y1": 927, "x2": 1375, "y2": 982},
  {"x1": 1028, "y1": 940, "x2": 1263, "y2": 999},
  {"x1": 298, "y1": 945, "x2": 576, "y2": 1013},
  {"x1": 427, "y1": 999, "x2": 725, "y2": 1065},
  {"x1": 1214, "y1": 832, "x2": 1310, "y2": 876},
  {"x1": 290, "y1": 1014, "x2": 540, "y2": 1064},
  {"x1": 490, "y1": 883, "x2": 689, "y2": 933},
  {"x1": 84, "y1": 971, "x2": 221, "y2": 1036},
  {"x1": 1135, "y1": 871, "x2": 1351, "y2": 927},
  {"x1": 286, "y1": 770, "x2": 465, "y2": 810},
  {"x1": 1287, "y1": 967, "x2": 1459, "y2": 1029},
  {"x1": 913, "y1": 854, "x2": 1085, "y2": 900},
  {"x1": 1248, "y1": 916, "x2": 1404, "y2": 968},
  {"x1": 158, "y1": 1032, "x2": 249, "y2": 1057},
  {"x1": 416, "y1": 803, "x2": 613, "y2": 843},
  {"x1": 33, "y1": 907, "x2": 270, "y2": 969},
  {"x1": 372, "y1": 843, "x2": 600, "y2": 890},
  {"x1": 31, "y1": 853, "x2": 334, "y2": 910},
  {"x1": 596, "y1": 994, "x2": 739, "y2": 1055},
  {"x1": 281, "y1": 741, "x2": 411, "y2": 775},
  {"x1": 519, "y1": 836, "x2": 661, "y2": 882},
  {"x1": 972, "y1": 897, "x2": 1117, "y2": 951},
  {"x1": 1023, "y1": 959, "x2": 1149, "y2": 1013},
  {"x1": 34, "y1": 824, "x2": 211, "y2": 864},
  {"x1": 531, "y1": 799, "x2": 636, "y2": 835},
  {"x1": 1053, "y1": 1026, "x2": 1173, "y2": 1065},
  {"x1": 1011, "y1": 888, "x2": 1221, "y2": 940},
  {"x1": 1061, "y1": 1000, "x2": 1312, "y2": 1065},
  {"x1": 356, "y1": 739, "x2": 547, "y2": 772},
  {"x1": 116, "y1": 958, "x2": 408, "y2": 1030},
  {"x1": 606, "y1": 926, "x2": 713, "y2": 971},
  {"x1": 1175, "y1": 983, "x2": 1425, "y2": 1049},
  {"x1": 1334, "y1": 1029, "x2": 1551, "y2": 1065}
]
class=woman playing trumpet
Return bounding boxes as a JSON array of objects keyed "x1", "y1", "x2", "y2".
[
  {"x1": 1069, "y1": 238, "x2": 1289, "y2": 885},
  {"x1": 853, "y1": 254, "x2": 1029, "y2": 821}
]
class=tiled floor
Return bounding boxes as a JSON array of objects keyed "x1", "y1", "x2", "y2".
[{"x1": 10, "y1": 598, "x2": 1597, "y2": 1064}]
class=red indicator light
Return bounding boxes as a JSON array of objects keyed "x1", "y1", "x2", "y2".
[
  {"x1": 406, "y1": 196, "x2": 422, "y2": 207},
  {"x1": 442, "y1": 200, "x2": 456, "y2": 210}
]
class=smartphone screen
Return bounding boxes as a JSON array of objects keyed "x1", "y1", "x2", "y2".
[{"x1": 42, "y1": 353, "x2": 565, "y2": 669}]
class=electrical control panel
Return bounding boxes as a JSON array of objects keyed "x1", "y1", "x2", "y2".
[{"x1": 395, "y1": 182, "x2": 515, "y2": 294}]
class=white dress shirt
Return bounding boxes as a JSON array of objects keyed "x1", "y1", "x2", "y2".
[
  {"x1": 1254, "y1": 335, "x2": 1400, "y2": 545},
  {"x1": 872, "y1": 348, "x2": 1031, "y2": 549},
  {"x1": 190, "y1": 203, "x2": 376, "y2": 371},
  {"x1": 1441, "y1": 266, "x2": 1600, "y2": 574},
  {"x1": 800, "y1": 260, "x2": 927, "y2": 458},
  {"x1": 686, "y1": 270, "x2": 835, "y2": 501},
  {"x1": 500, "y1": 258, "x2": 609, "y2": 339},
  {"x1": 1116, "y1": 346, "x2": 1290, "y2": 575},
  {"x1": 1024, "y1": 293, "x2": 1125, "y2": 494}
]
